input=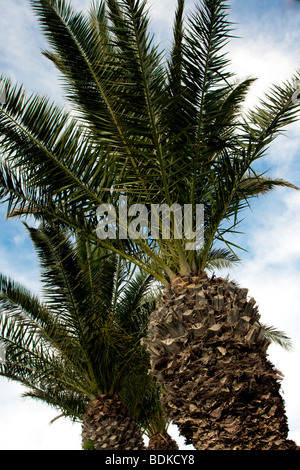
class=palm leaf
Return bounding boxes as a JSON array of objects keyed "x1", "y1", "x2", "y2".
[
  {"x1": 0, "y1": 223, "x2": 164, "y2": 431},
  {"x1": 0, "y1": 0, "x2": 300, "y2": 285},
  {"x1": 263, "y1": 324, "x2": 293, "y2": 352}
]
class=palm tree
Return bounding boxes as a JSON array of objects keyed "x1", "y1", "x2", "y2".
[
  {"x1": 131, "y1": 383, "x2": 179, "y2": 450},
  {"x1": 0, "y1": 223, "x2": 161, "y2": 450},
  {"x1": 0, "y1": 0, "x2": 300, "y2": 449}
]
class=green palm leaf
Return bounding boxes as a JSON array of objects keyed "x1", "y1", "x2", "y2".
[
  {"x1": 0, "y1": 223, "x2": 164, "y2": 430},
  {"x1": 0, "y1": 0, "x2": 299, "y2": 286}
]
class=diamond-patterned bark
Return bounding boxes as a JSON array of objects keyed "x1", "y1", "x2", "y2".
[
  {"x1": 147, "y1": 432, "x2": 179, "y2": 450},
  {"x1": 143, "y1": 272, "x2": 299, "y2": 450},
  {"x1": 81, "y1": 395, "x2": 146, "y2": 450}
]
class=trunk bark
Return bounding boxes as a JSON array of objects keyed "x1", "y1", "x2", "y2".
[
  {"x1": 143, "y1": 272, "x2": 299, "y2": 450},
  {"x1": 147, "y1": 432, "x2": 179, "y2": 450},
  {"x1": 81, "y1": 394, "x2": 146, "y2": 450}
]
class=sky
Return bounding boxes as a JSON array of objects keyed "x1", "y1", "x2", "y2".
[{"x1": 0, "y1": 0, "x2": 300, "y2": 450}]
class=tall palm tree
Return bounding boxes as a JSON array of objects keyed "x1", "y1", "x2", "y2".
[
  {"x1": 0, "y1": 0, "x2": 300, "y2": 449},
  {"x1": 0, "y1": 223, "x2": 161, "y2": 450}
]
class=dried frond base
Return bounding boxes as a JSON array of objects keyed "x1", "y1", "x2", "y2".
[
  {"x1": 143, "y1": 272, "x2": 299, "y2": 450},
  {"x1": 81, "y1": 395, "x2": 145, "y2": 450},
  {"x1": 147, "y1": 432, "x2": 179, "y2": 450}
]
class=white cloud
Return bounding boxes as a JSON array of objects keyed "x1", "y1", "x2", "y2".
[
  {"x1": 0, "y1": 379, "x2": 81, "y2": 450},
  {"x1": 0, "y1": 0, "x2": 63, "y2": 103},
  {"x1": 245, "y1": 191, "x2": 300, "y2": 269}
]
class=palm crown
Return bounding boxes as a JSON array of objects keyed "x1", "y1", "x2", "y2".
[
  {"x1": 0, "y1": 0, "x2": 299, "y2": 283},
  {"x1": 1, "y1": 0, "x2": 299, "y2": 451},
  {"x1": 0, "y1": 223, "x2": 160, "y2": 427}
]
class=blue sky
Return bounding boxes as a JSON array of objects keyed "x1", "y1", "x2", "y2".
[{"x1": 1, "y1": 0, "x2": 300, "y2": 450}]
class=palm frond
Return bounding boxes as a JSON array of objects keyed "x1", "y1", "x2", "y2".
[
  {"x1": 263, "y1": 324, "x2": 293, "y2": 352},
  {"x1": 182, "y1": 0, "x2": 233, "y2": 149},
  {"x1": 0, "y1": 222, "x2": 163, "y2": 430},
  {"x1": 0, "y1": 0, "x2": 299, "y2": 285},
  {"x1": 30, "y1": 0, "x2": 125, "y2": 145},
  {"x1": 204, "y1": 247, "x2": 240, "y2": 271}
]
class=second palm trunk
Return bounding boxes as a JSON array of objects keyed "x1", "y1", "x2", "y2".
[
  {"x1": 81, "y1": 395, "x2": 146, "y2": 450},
  {"x1": 147, "y1": 432, "x2": 179, "y2": 450},
  {"x1": 143, "y1": 272, "x2": 298, "y2": 450}
]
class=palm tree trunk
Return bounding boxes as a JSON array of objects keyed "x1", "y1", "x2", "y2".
[
  {"x1": 143, "y1": 272, "x2": 299, "y2": 450},
  {"x1": 81, "y1": 395, "x2": 146, "y2": 450},
  {"x1": 147, "y1": 432, "x2": 179, "y2": 450}
]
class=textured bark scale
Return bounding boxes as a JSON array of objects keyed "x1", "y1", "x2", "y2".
[
  {"x1": 143, "y1": 272, "x2": 299, "y2": 450},
  {"x1": 81, "y1": 395, "x2": 145, "y2": 450},
  {"x1": 148, "y1": 432, "x2": 179, "y2": 450}
]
